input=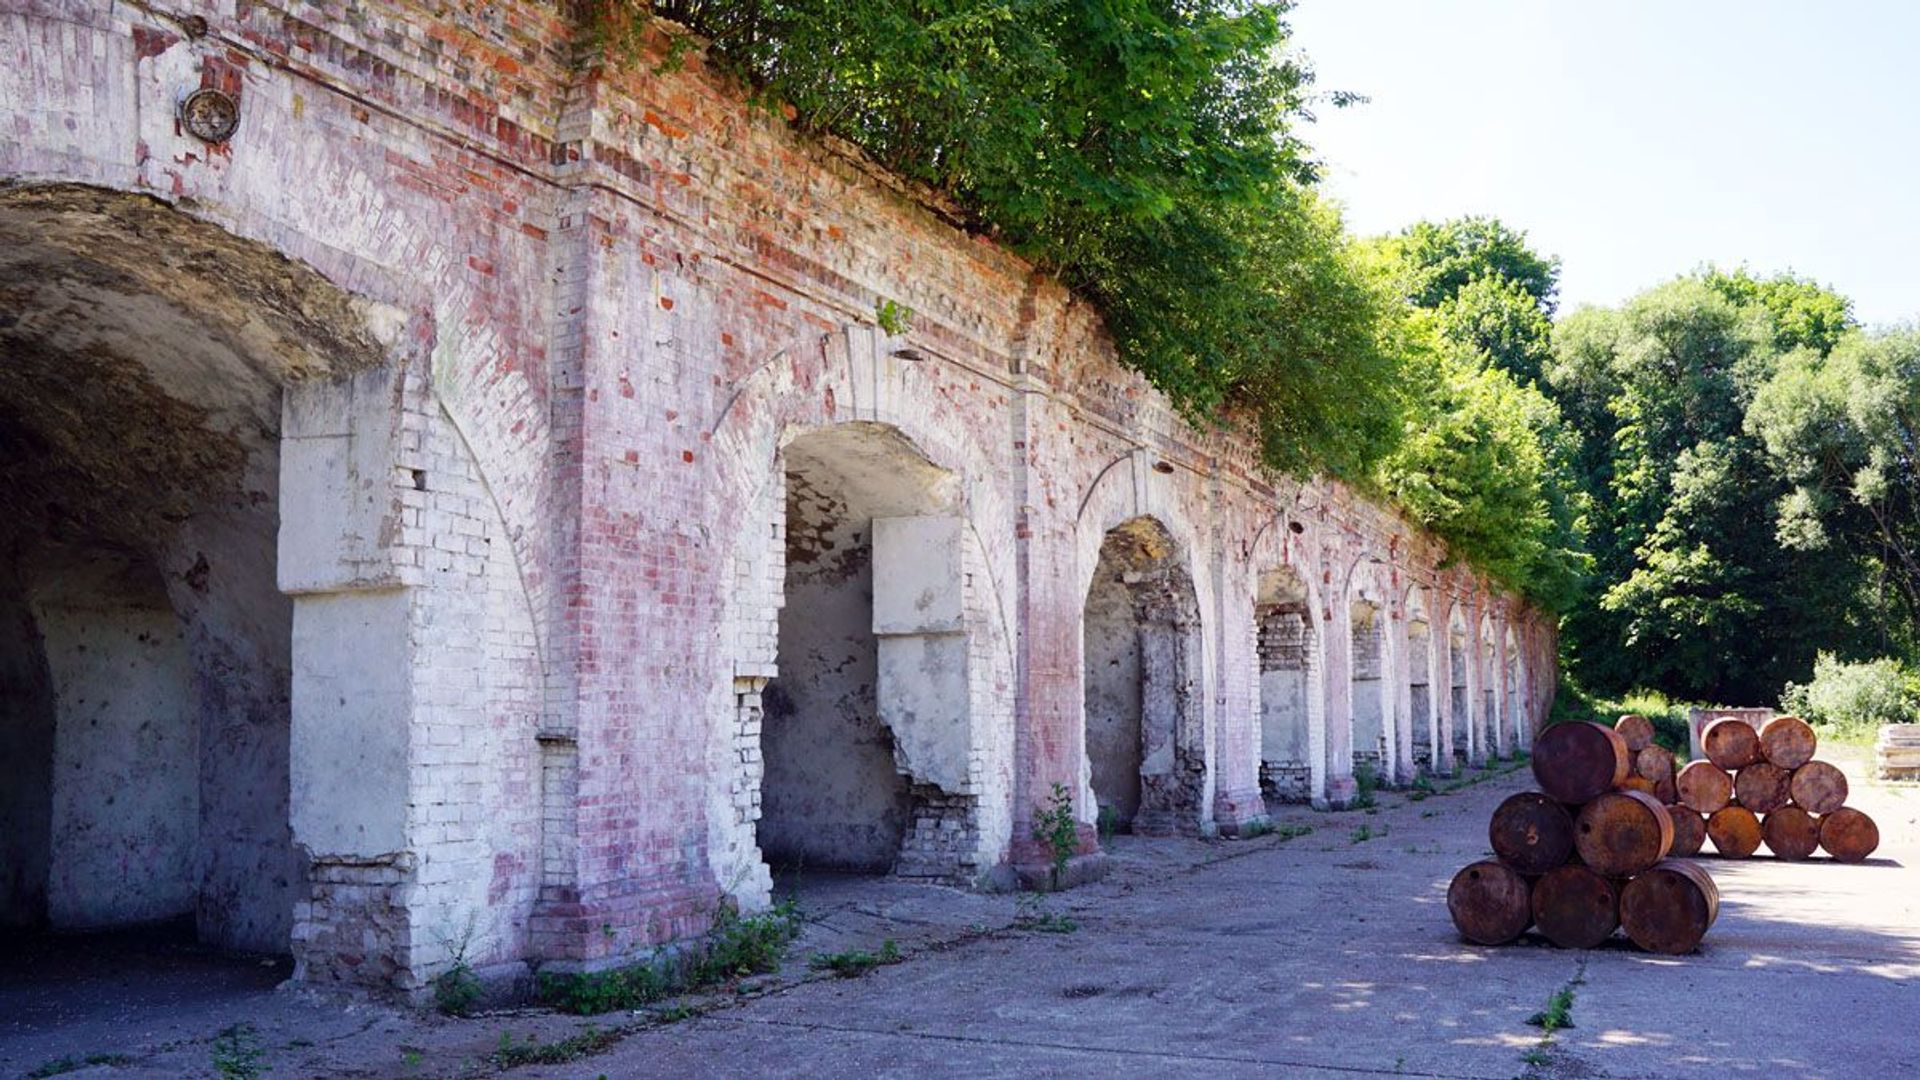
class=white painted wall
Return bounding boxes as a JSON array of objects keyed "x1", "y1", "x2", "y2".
[{"x1": 29, "y1": 551, "x2": 199, "y2": 930}]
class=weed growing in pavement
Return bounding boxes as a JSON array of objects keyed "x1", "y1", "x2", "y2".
[
  {"x1": 1527, "y1": 985, "x2": 1575, "y2": 1032},
  {"x1": 1521, "y1": 962, "x2": 1587, "y2": 1073},
  {"x1": 1349, "y1": 823, "x2": 1390, "y2": 844},
  {"x1": 809, "y1": 940, "x2": 903, "y2": 978},
  {"x1": 1014, "y1": 892, "x2": 1080, "y2": 933},
  {"x1": 210, "y1": 1024, "x2": 266, "y2": 1080},
  {"x1": 432, "y1": 917, "x2": 485, "y2": 1017},
  {"x1": 26, "y1": 1053, "x2": 136, "y2": 1078},
  {"x1": 539, "y1": 900, "x2": 802, "y2": 1015},
  {"x1": 1351, "y1": 760, "x2": 1380, "y2": 809},
  {"x1": 491, "y1": 1026, "x2": 622, "y2": 1068}
]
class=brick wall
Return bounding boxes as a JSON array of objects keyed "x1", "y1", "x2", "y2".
[{"x1": 0, "y1": 0, "x2": 1559, "y2": 989}]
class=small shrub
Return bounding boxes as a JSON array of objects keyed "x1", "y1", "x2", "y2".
[
  {"x1": 433, "y1": 959, "x2": 483, "y2": 1017},
  {"x1": 1031, "y1": 783, "x2": 1079, "y2": 890},
  {"x1": 1783, "y1": 653, "x2": 1920, "y2": 738},
  {"x1": 1350, "y1": 760, "x2": 1380, "y2": 809}
]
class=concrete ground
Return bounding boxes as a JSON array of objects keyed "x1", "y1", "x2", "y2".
[{"x1": 3, "y1": 749, "x2": 1914, "y2": 1080}]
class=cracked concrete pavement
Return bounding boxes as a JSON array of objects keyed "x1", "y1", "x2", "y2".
[{"x1": 4, "y1": 750, "x2": 1914, "y2": 1079}]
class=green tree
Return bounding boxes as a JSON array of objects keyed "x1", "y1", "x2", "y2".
[
  {"x1": 1389, "y1": 217, "x2": 1560, "y2": 313},
  {"x1": 1547, "y1": 277, "x2": 1870, "y2": 701},
  {"x1": 1368, "y1": 219, "x2": 1585, "y2": 609},
  {"x1": 1749, "y1": 326, "x2": 1920, "y2": 652}
]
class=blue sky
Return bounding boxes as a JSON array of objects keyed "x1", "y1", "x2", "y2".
[{"x1": 1287, "y1": 1, "x2": 1920, "y2": 326}]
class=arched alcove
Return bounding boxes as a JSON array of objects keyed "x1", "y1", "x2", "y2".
[
  {"x1": 1255, "y1": 565, "x2": 1319, "y2": 805},
  {"x1": 758, "y1": 422, "x2": 975, "y2": 877},
  {"x1": 0, "y1": 185, "x2": 388, "y2": 953},
  {"x1": 1082, "y1": 517, "x2": 1205, "y2": 835}
]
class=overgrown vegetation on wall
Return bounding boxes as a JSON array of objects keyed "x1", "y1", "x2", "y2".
[
  {"x1": 592, "y1": 4, "x2": 1916, "y2": 697},
  {"x1": 607, "y1": 0, "x2": 1403, "y2": 482}
]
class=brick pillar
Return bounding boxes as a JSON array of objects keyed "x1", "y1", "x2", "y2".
[{"x1": 1429, "y1": 595, "x2": 1454, "y2": 776}]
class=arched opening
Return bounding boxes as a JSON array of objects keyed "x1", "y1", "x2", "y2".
[
  {"x1": 1255, "y1": 566, "x2": 1317, "y2": 805},
  {"x1": 758, "y1": 423, "x2": 971, "y2": 878},
  {"x1": 0, "y1": 186, "x2": 385, "y2": 965},
  {"x1": 1349, "y1": 596, "x2": 1386, "y2": 782},
  {"x1": 1406, "y1": 588, "x2": 1434, "y2": 772},
  {"x1": 1082, "y1": 518, "x2": 1204, "y2": 835},
  {"x1": 1448, "y1": 612, "x2": 1470, "y2": 768}
]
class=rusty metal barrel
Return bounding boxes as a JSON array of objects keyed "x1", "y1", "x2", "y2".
[
  {"x1": 1790, "y1": 760, "x2": 1848, "y2": 814},
  {"x1": 1676, "y1": 760, "x2": 1733, "y2": 814},
  {"x1": 1614, "y1": 714, "x2": 1656, "y2": 753},
  {"x1": 1666, "y1": 804, "x2": 1706, "y2": 858},
  {"x1": 1819, "y1": 807, "x2": 1881, "y2": 863},
  {"x1": 1707, "y1": 805, "x2": 1762, "y2": 858},
  {"x1": 1618, "y1": 860, "x2": 1720, "y2": 954},
  {"x1": 1448, "y1": 860, "x2": 1533, "y2": 945},
  {"x1": 1762, "y1": 807, "x2": 1821, "y2": 860},
  {"x1": 1734, "y1": 761, "x2": 1792, "y2": 814},
  {"x1": 1574, "y1": 789, "x2": 1674, "y2": 876},
  {"x1": 1759, "y1": 715, "x2": 1817, "y2": 769},
  {"x1": 1703, "y1": 718, "x2": 1764, "y2": 770},
  {"x1": 1531, "y1": 864, "x2": 1620, "y2": 949},
  {"x1": 1488, "y1": 792, "x2": 1575, "y2": 875},
  {"x1": 1533, "y1": 722, "x2": 1631, "y2": 804}
]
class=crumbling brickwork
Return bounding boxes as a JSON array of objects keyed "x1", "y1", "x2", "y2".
[{"x1": 0, "y1": 0, "x2": 1559, "y2": 993}]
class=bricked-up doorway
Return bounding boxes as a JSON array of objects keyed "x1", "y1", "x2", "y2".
[
  {"x1": 1082, "y1": 517, "x2": 1205, "y2": 836},
  {"x1": 1256, "y1": 565, "x2": 1320, "y2": 806},
  {"x1": 759, "y1": 423, "x2": 972, "y2": 876}
]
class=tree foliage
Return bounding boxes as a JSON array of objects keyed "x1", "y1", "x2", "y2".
[
  {"x1": 1545, "y1": 274, "x2": 1878, "y2": 703},
  {"x1": 1368, "y1": 219, "x2": 1587, "y2": 611},
  {"x1": 629, "y1": 0, "x2": 1402, "y2": 476},
  {"x1": 1749, "y1": 326, "x2": 1920, "y2": 649}
]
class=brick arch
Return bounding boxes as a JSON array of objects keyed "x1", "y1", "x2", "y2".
[
  {"x1": 1246, "y1": 515, "x2": 1332, "y2": 807},
  {"x1": 711, "y1": 409, "x2": 1019, "y2": 905},
  {"x1": 1078, "y1": 514, "x2": 1212, "y2": 836}
]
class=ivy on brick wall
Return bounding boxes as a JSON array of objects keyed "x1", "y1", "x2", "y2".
[{"x1": 597, "y1": 0, "x2": 1402, "y2": 481}]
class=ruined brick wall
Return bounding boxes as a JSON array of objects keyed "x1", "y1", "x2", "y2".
[{"x1": 1, "y1": 0, "x2": 1559, "y2": 989}]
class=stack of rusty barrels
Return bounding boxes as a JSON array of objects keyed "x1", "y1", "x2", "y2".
[
  {"x1": 1672, "y1": 715, "x2": 1880, "y2": 863},
  {"x1": 1448, "y1": 721, "x2": 1719, "y2": 954}
]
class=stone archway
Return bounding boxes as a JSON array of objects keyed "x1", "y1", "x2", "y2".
[
  {"x1": 1254, "y1": 564, "x2": 1321, "y2": 806},
  {"x1": 0, "y1": 185, "x2": 392, "y2": 954},
  {"x1": 756, "y1": 422, "x2": 979, "y2": 880},
  {"x1": 1082, "y1": 517, "x2": 1206, "y2": 836}
]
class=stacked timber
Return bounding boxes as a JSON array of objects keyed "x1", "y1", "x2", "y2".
[
  {"x1": 1674, "y1": 716, "x2": 1882, "y2": 863},
  {"x1": 1447, "y1": 720, "x2": 1720, "y2": 955},
  {"x1": 1877, "y1": 724, "x2": 1920, "y2": 781}
]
